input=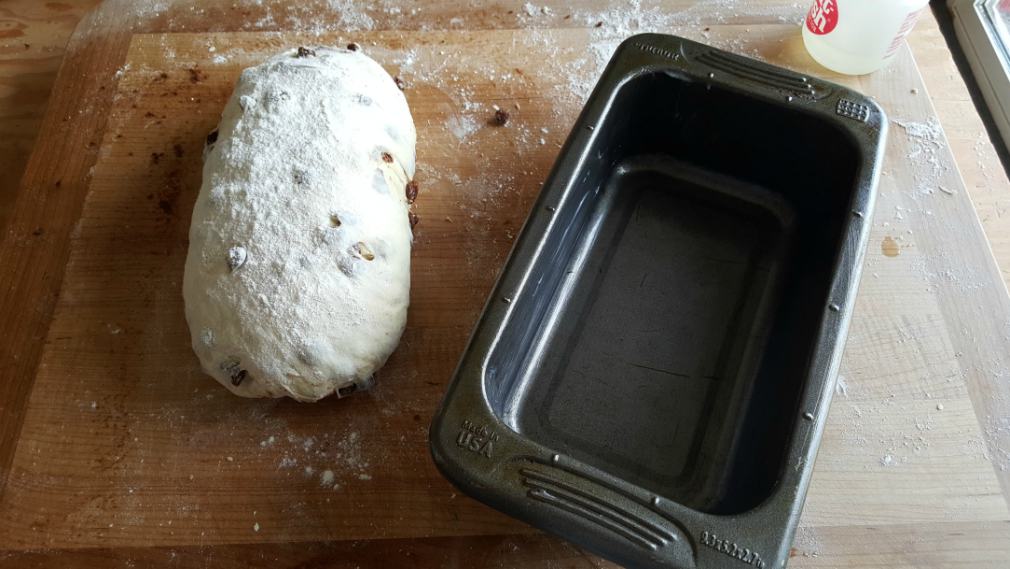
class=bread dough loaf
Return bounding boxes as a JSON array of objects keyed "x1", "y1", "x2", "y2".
[{"x1": 183, "y1": 46, "x2": 416, "y2": 402}]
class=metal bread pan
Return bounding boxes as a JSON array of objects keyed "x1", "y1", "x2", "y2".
[{"x1": 431, "y1": 33, "x2": 886, "y2": 569}]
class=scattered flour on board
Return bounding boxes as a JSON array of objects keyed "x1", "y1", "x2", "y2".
[
  {"x1": 511, "y1": 1, "x2": 809, "y2": 106},
  {"x1": 269, "y1": 428, "x2": 371, "y2": 488},
  {"x1": 792, "y1": 525, "x2": 822, "y2": 558},
  {"x1": 983, "y1": 412, "x2": 1010, "y2": 472},
  {"x1": 320, "y1": 469, "x2": 336, "y2": 488},
  {"x1": 242, "y1": 0, "x2": 379, "y2": 34},
  {"x1": 835, "y1": 374, "x2": 849, "y2": 398},
  {"x1": 446, "y1": 115, "x2": 479, "y2": 141},
  {"x1": 893, "y1": 118, "x2": 948, "y2": 198}
]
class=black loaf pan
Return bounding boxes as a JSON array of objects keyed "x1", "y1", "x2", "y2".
[{"x1": 430, "y1": 33, "x2": 886, "y2": 569}]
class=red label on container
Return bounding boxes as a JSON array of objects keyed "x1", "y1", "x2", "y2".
[
  {"x1": 883, "y1": 8, "x2": 924, "y2": 58},
  {"x1": 806, "y1": 0, "x2": 839, "y2": 35}
]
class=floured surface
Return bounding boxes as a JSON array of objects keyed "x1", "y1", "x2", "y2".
[{"x1": 0, "y1": 24, "x2": 1009, "y2": 568}]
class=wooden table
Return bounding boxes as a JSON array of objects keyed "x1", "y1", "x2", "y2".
[{"x1": 2, "y1": 1, "x2": 1009, "y2": 567}]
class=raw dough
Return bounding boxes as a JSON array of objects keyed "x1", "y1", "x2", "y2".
[{"x1": 183, "y1": 46, "x2": 416, "y2": 402}]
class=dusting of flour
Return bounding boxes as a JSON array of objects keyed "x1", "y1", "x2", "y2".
[{"x1": 183, "y1": 46, "x2": 416, "y2": 401}]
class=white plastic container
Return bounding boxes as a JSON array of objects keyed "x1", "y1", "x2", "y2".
[{"x1": 802, "y1": 0, "x2": 929, "y2": 75}]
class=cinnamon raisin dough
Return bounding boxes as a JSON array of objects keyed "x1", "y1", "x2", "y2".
[{"x1": 183, "y1": 46, "x2": 416, "y2": 402}]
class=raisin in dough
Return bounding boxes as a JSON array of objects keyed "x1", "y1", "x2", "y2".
[{"x1": 183, "y1": 46, "x2": 416, "y2": 402}]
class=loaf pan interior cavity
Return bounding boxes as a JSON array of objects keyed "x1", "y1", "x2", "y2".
[{"x1": 483, "y1": 70, "x2": 862, "y2": 515}]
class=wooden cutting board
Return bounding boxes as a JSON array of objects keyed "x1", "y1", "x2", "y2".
[{"x1": 2, "y1": 1, "x2": 1010, "y2": 567}]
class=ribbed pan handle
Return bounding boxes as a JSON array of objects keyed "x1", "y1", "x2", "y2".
[
  {"x1": 623, "y1": 33, "x2": 835, "y2": 103},
  {"x1": 692, "y1": 48, "x2": 824, "y2": 98},
  {"x1": 505, "y1": 456, "x2": 699, "y2": 569}
]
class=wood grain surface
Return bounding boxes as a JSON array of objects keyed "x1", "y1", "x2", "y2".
[
  {"x1": 907, "y1": 15, "x2": 1010, "y2": 285},
  {"x1": 2, "y1": 1, "x2": 1010, "y2": 567},
  {"x1": 0, "y1": 0, "x2": 101, "y2": 235}
]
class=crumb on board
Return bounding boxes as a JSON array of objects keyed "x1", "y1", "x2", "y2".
[
  {"x1": 320, "y1": 469, "x2": 335, "y2": 487},
  {"x1": 188, "y1": 66, "x2": 207, "y2": 83},
  {"x1": 493, "y1": 108, "x2": 510, "y2": 126}
]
